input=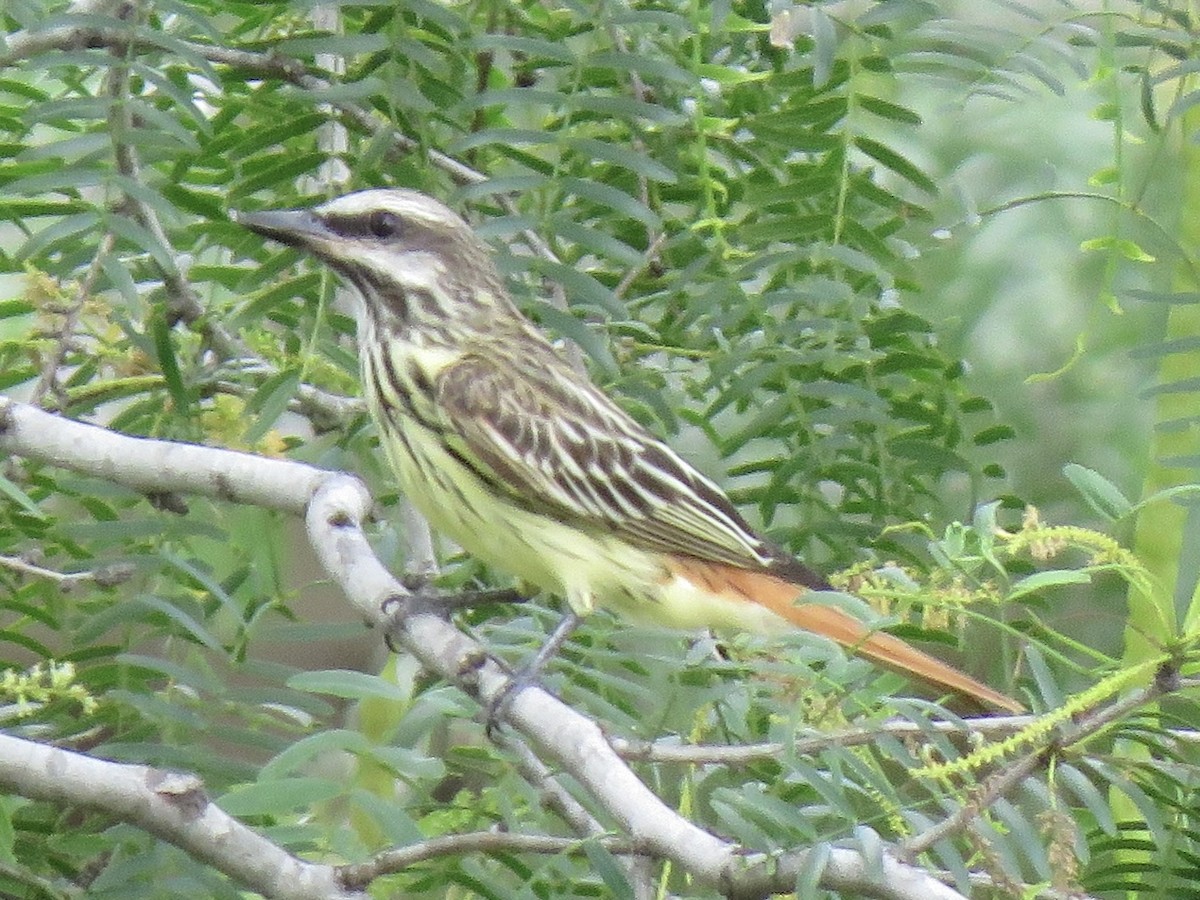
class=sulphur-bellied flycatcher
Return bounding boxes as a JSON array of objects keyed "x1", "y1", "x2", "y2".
[{"x1": 236, "y1": 189, "x2": 1022, "y2": 714}]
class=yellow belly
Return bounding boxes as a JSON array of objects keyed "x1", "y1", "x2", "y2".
[
  {"x1": 374, "y1": 414, "x2": 793, "y2": 635},
  {"x1": 377, "y1": 411, "x2": 656, "y2": 613}
]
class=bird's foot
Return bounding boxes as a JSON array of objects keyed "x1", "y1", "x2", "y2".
[{"x1": 484, "y1": 611, "x2": 582, "y2": 735}]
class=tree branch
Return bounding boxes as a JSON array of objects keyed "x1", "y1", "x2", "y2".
[
  {"x1": 0, "y1": 732, "x2": 358, "y2": 900},
  {"x1": 0, "y1": 397, "x2": 971, "y2": 900},
  {"x1": 0, "y1": 0, "x2": 126, "y2": 62},
  {"x1": 0, "y1": 399, "x2": 325, "y2": 515}
]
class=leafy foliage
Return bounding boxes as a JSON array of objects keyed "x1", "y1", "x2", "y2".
[{"x1": 2, "y1": 0, "x2": 1200, "y2": 898}]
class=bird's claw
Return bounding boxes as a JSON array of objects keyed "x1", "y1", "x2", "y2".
[
  {"x1": 480, "y1": 610, "x2": 582, "y2": 736},
  {"x1": 483, "y1": 668, "x2": 543, "y2": 737}
]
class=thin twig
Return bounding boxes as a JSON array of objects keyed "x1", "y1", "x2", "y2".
[
  {"x1": 614, "y1": 232, "x2": 666, "y2": 301},
  {"x1": 28, "y1": 232, "x2": 116, "y2": 410},
  {"x1": 605, "y1": 22, "x2": 652, "y2": 210},
  {"x1": 906, "y1": 749, "x2": 1047, "y2": 860},
  {"x1": 210, "y1": 371, "x2": 364, "y2": 435},
  {"x1": 105, "y1": 39, "x2": 246, "y2": 363},
  {"x1": 611, "y1": 714, "x2": 1034, "y2": 765},
  {"x1": 492, "y1": 731, "x2": 607, "y2": 837},
  {"x1": 0, "y1": 555, "x2": 133, "y2": 588},
  {"x1": 903, "y1": 674, "x2": 1176, "y2": 857},
  {"x1": 958, "y1": 867, "x2": 1100, "y2": 900},
  {"x1": 339, "y1": 831, "x2": 638, "y2": 888}
]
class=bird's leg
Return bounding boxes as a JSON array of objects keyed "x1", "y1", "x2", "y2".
[
  {"x1": 485, "y1": 610, "x2": 582, "y2": 732},
  {"x1": 400, "y1": 568, "x2": 532, "y2": 613},
  {"x1": 426, "y1": 586, "x2": 528, "y2": 611},
  {"x1": 402, "y1": 571, "x2": 528, "y2": 614}
]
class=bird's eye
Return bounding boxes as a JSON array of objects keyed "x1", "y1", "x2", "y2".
[{"x1": 367, "y1": 210, "x2": 403, "y2": 239}]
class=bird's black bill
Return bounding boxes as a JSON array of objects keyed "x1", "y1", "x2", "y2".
[{"x1": 234, "y1": 208, "x2": 327, "y2": 249}]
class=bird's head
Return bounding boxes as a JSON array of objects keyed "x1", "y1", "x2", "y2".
[{"x1": 235, "y1": 189, "x2": 511, "y2": 331}]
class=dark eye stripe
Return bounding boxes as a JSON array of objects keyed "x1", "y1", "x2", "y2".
[{"x1": 323, "y1": 212, "x2": 404, "y2": 240}]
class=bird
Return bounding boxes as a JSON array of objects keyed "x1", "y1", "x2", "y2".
[{"x1": 235, "y1": 188, "x2": 1023, "y2": 715}]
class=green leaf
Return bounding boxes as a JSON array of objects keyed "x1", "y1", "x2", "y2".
[
  {"x1": 569, "y1": 92, "x2": 685, "y2": 125},
  {"x1": 567, "y1": 137, "x2": 678, "y2": 183},
  {"x1": 244, "y1": 368, "x2": 301, "y2": 445},
  {"x1": 1063, "y1": 463, "x2": 1133, "y2": 521},
  {"x1": 990, "y1": 797, "x2": 1050, "y2": 880},
  {"x1": 348, "y1": 789, "x2": 425, "y2": 846},
  {"x1": 0, "y1": 198, "x2": 90, "y2": 219},
  {"x1": 222, "y1": 112, "x2": 329, "y2": 161},
  {"x1": 450, "y1": 127, "x2": 552, "y2": 154},
  {"x1": 1006, "y1": 569, "x2": 1092, "y2": 602},
  {"x1": 150, "y1": 311, "x2": 190, "y2": 415},
  {"x1": 854, "y1": 136, "x2": 937, "y2": 193},
  {"x1": 285, "y1": 77, "x2": 388, "y2": 103},
  {"x1": 550, "y1": 217, "x2": 642, "y2": 266},
  {"x1": 531, "y1": 302, "x2": 618, "y2": 377},
  {"x1": 1083, "y1": 759, "x2": 1167, "y2": 846},
  {"x1": 811, "y1": 7, "x2": 837, "y2": 87},
  {"x1": 134, "y1": 594, "x2": 224, "y2": 652},
  {"x1": 1122, "y1": 289, "x2": 1200, "y2": 305},
  {"x1": 107, "y1": 214, "x2": 178, "y2": 275},
  {"x1": 159, "y1": 550, "x2": 244, "y2": 629},
  {"x1": 4, "y1": 163, "x2": 106, "y2": 195},
  {"x1": 232, "y1": 272, "x2": 321, "y2": 329},
  {"x1": 218, "y1": 777, "x2": 343, "y2": 816},
  {"x1": 229, "y1": 151, "x2": 327, "y2": 200},
  {"x1": 583, "y1": 838, "x2": 634, "y2": 899},
  {"x1": 1059, "y1": 762, "x2": 1117, "y2": 836},
  {"x1": 287, "y1": 669, "x2": 408, "y2": 702},
  {"x1": 694, "y1": 63, "x2": 769, "y2": 86},
  {"x1": 795, "y1": 841, "x2": 831, "y2": 897},
  {"x1": 1024, "y1": 643, "x2": 1064, "y2": 710},
  {"x1": 0, "y1": 629, "x2": 53, "y2": 658},
  {"x1": 17, "y1": 212, "x2": 102, "y2": 261},
  {"x1": 367, "y1": 745, "x2": 446, "y2": 781},
  {"x1": 559, "y1": 177, "x2": 661, "y2": 229},
  {"x1": 0, "y1": 796, "x2": 22, "y2": 865},
  {"x1": 527, "y1": 258, "x2": 625, "y2": 316},
  {"x1": 260, "y1": 729, "x2": 370, "y2": 780},
  {"x1": 887, "y1": 438, "x2": 970, "y2": 473},
  {"x1": 583, "y1": 51, "x2": 695, "y2": 86},
  {"x1": 0, "y1": 77, "x2": 49, "y2": 103},
  {"x1": 275, "y1": 34, "x2": 391, "y2": 56},
  {"x1": 116, "y1": 653, "x2": 222, "y2": 693},
  {"x1": 0, "y1": 472, "x2": 46, "y2": 518},
  {"x1": 467, "y1": 32, "x2": 576, "y2": 63},
  {"x1": 1080, "y1": 236, "x2": 1155, "y2": 262},
  {"x1": 972, "y1": 424, "x2": 1015, "y2": 446},
  {"x1": 457, "y1": 174, "x2": 548, "y2": 203},
  {"x1": 858, "y1": 95, "x2": 922, "y2": 125},
  {"x1": 99, "y1": 254, "x2": 139, "y2": 306}
]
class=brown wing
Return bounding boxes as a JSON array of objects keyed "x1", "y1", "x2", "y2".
[{"x1": 434, "y1": 350, "x2": 825, "y2": 587}]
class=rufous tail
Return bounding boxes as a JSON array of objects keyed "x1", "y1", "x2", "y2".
[{"x1": 669, "y1": 557, "x2": 1024, "y2": 714}]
